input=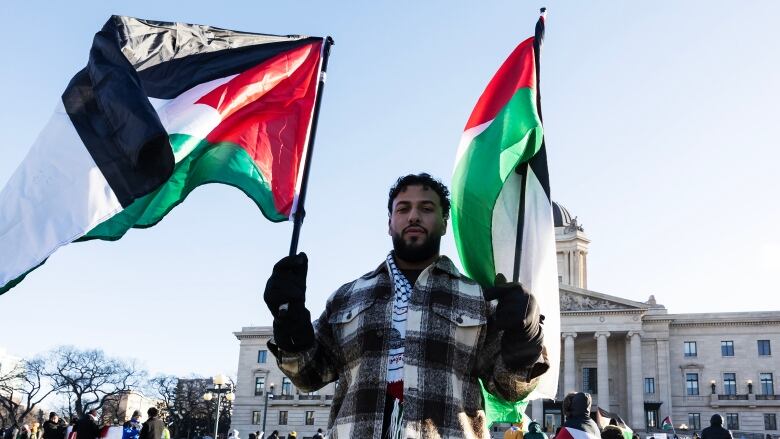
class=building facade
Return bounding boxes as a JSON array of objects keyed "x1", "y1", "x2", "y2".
[{"x1": 233, "y1": 203, "x2": 780, "y2": 438}]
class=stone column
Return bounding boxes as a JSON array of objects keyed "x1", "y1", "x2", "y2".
[
  {"x1": 628, "y1": 331, "x2": 644, "y2": 430},
  {"x1": 563, "y1": 333, "x2": 578, "y2": 393},
  {"x1": 532, "y1": 398, "x2": 544, "y2": 423},
  {"x1": 595, "y1": 332, "x2": 611, "y2": 409}
]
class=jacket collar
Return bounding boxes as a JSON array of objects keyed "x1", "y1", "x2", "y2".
[{"x1": 363, "y1": 253, "x2": 462, "y2": 279}]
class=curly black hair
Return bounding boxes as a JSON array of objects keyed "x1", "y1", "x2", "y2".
[{"x1": 387, "y1": 173, "x2": 451, "y2": 220}]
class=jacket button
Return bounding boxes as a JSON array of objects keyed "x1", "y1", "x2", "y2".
[{"x1": 456, "y1": 316, "x2": 464, "y2": 324}]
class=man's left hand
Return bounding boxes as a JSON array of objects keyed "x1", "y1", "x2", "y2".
[{"x1": 483, "y1": 274, "x2": 545, "y2": 372}]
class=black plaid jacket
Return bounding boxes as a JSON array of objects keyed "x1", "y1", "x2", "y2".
[{"x1": 269, "y1": 255, "x2": 543, "y2": 439}]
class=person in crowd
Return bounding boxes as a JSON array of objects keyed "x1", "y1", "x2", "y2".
[
  {"x1": 121, "y1": 411, "x2": 141, "y2": 439},
  {"x1": 312, "y1": 429, "x2": 324, "y2": 439},
  {"x1": 264, "y1": 173, "x2": 548, "y2": 439},
  {"x1": 138, "y1": 408, "x2": 164, "y2": 439},
  {"x1": 285, "y1": 433, "x2": 295, "y2": 439},
  {"x1": 17, "y1": 425, "x2": 30, "y2": 439},
  {"x1": 266, "y1": 431, "x2": 279, "y2": 439},
  {"x1": 701, "y1": 414, "x2": 733, "y2": 439},
  {"x1": 525, "y1": 420, "x2": 547, "y2": 439},
  {"x1": 601, "y1": 425, "x2": 624, "y2": 439},
  {"x1": 76, "y1": 410, "x2": 100, "y2": 439},
  {"x1": 561, "y1": 392, "x2": 600, "y2": 438},
  {"x1": 42, "y1": 413, "x2": 64, "y2": 439}
]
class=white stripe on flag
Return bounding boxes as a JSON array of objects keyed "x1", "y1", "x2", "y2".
[
  {"x1": 490, "y1": 167, "x2": 560, "y2": 399},
  {"x1": 521, "y1": 167, "x2": 560, "y2": 399},
  {"x1": 0, "y1": 102, "x2": 123, "y2": 287}
]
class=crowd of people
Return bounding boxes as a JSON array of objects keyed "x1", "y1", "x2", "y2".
[
  {"x1": 2, "y1": 408, "x2": 169, "y2": 439},
  {"x1": 502, "y1": 392, "x2": 739, "y2": 439}
]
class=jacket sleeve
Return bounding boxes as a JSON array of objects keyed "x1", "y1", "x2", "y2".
[
  {"x1": 268, "y1": 298, "x2": 341, "y2": 392},
  {"x1": 476, "y1": 300, "x2": 549, "y2": 401}
]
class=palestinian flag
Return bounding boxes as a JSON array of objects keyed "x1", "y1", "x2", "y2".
[
  {"x1": 662, "y1": 416, "x2": 674, "y2": 430},
  {"x1": 555, "y1": 427, "x2": 601, "y2": 439},
  {"x1": 451, "y1": 8, "x2": 560, "y2": 413},
  {"x1": 0, "y1": 16, "x2": 326, "y2": 294},
  {"x1": 595, "y1": 407, "x2": 634, "y2": 439}
]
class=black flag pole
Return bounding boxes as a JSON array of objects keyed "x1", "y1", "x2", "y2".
[
  {"x1": 288, "y1": 36, "x2": 335, "y2": 257},
  {"x1": 512, "y1": 8, "x2": 546, "y2": 283}
]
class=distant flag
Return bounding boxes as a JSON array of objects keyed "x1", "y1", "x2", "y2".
[
  {"x1": 595, "y1": 407, "x2": 634, "y2": 439},
  {"x1": 662, "y1": 416, "x2": 674, "y2": 431},
  {"x1": 0, "y1": 16, "x2": 330, "y2": 294},
  {"x1": 451, "y1": 8, "x2": 560, "y2": 423}
]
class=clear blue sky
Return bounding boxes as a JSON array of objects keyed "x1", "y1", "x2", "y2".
[{"x1": 1, "y1": 1, "x2": 779, "y2": 378}]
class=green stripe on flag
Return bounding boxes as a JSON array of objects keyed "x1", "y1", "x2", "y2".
[
  {"x1": 80, "y1": 133, "x2": 285, "y2": 242},
  {"x1": 452, "y1": 87, "x2": 543, "y2": 286}
]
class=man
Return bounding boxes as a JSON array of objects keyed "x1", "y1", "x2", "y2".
[
  {"x1": 138, "y1": 408, "x2": 164, "y2": 439},
  {"x1": 122, "y1": 411, "x2": 142, "y2": 439},
  {"x1": 312, "y1": 429, "x2": 324, "y2": 439},
  {"x1": 264, "y1": 173, "x2": 548, "y2": 438},
  {"x1": 701, "y1": 414, "x2": 733, "y2": 439},
  {"x1": 42, "y1": 413, "x2": 64, "y2": 439},
  {"x1": 75, "y1": 410, "x2": 100, "y2": 439}
]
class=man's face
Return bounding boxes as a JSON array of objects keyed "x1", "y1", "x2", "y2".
[
  {"x1": 388, "y1": 184, "x2": 447, "y2": 262},
  {"x1": 51, "y1": 416, "x2": 58, "y2": 424}
]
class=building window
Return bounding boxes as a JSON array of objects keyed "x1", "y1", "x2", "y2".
[
  {"x1": 760, "y1": 373, "x2": 774, "y2": 395},
  {"x1": 282, "y1": 377, "x2": 293, "y2": 396},
  {"x1": 646, "y1": 409, "x2": 659, "y2": 429},
  {"x1": 252, "y1": 411, "x2": 262, "y2": 425},
  {"x1": 723, "y1": 373, "x2": 737, "y2": 395},
  {"x1": 305, "y1": 411, "x2": 315, "y2": 425},
  {"x1": 684, "y1": 341, "x2": 697, "y2": 357},
  {"x1": 686, "y1": 373, "x2": 700, "y2": 396},
  {"x1": 583, "y1": 368, "x2": 598, "y2": 394},
  {"x1": 278, "y1": 411, "x2": 288, "y2": 425},
  {"x1": 758, "y1": 340, "x2": 771, "y2": 356},
  {"x1": 257, "y1": 349, "x2": 268, "y2": 363},
  {"x1": 688, "y1": 413, "x2": 701, "y2": 431},
  {"x1": 644, "y1": 378, "x2": 655, "y2": 394},
  {"x1": 254, "y1": 376, "x2": 265, "y2": 396},
  {"x1": 725, "y1": 413, "x2": 739, "y2": 430},
  {"x1": 765, "y1": 414, "x2": 777, "y2": 431},
  {"x1": 721, "y1": 340, "x2": 735, "y2": 357}
]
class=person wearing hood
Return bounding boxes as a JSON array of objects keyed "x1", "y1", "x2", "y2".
[
  {"x1": 525, "y1": 421, "x2": 547, "y2": 439},
  {"x1": 701, "y1": 414, "x2": 733, "y2": 439},
  {"x1": 561, "y1": 392, "x2": 600, "y2": 438}
]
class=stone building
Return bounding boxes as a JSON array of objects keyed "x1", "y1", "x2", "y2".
[{"x1": 232, "y1": 202, "x2": 780, "y2": 438}]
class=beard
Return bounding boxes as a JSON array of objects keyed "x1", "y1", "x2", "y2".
[{"x1": 391, "y1": 229, "x2": 442, "y2": 263}]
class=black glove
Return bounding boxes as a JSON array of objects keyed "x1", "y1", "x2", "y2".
[
  {"x1": 483, "y1": 273, "x2": 545, "y2": 370},
  {"x1": 264, "y1": 253, "x2": 314, "y2": 352}
]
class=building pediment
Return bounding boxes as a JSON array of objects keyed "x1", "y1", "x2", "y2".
[{"x1": 559, "y1": 285, "x2": 655, "y2": 312}]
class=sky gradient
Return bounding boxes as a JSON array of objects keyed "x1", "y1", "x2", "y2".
[{"x1": 1, "y1": 1, "x2": 779, "y2": 378}]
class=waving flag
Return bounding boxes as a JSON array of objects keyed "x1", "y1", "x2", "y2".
[
  {"x1": 451, "y1": 8, "x2": 560, "y2": 422},
  {"x1": 0, "y1": 16, "x2": 326, "y2": 294}
]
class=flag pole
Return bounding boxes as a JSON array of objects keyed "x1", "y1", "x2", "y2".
[
  {"x1": 288, "y1": 36, "x2": 334, "y2": 257},
  {"x1": 512, "y1": 8, "x2": 546, "y2": 283}
]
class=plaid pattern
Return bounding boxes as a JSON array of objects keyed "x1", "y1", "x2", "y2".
[{"x1": 269, "y1": 255, "x2": 543, "y2": 439}]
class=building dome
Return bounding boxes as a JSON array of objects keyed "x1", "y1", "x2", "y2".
[{"x1": 552, "y1": 201, "x2": 575, "y2": 228}]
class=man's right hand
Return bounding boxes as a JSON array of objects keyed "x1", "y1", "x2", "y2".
[
  {"x1": 264, "y1": 252, "x2": 308, "y2": 318},
  {"x1": 264, "y1": 253, "x2": 315, "y2": 352}
]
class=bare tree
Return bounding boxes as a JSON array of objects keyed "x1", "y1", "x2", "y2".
[
  {"x1": 44, "y1": 347, "x2": 146, "y2": 417},
  {"x1": 0, "y1": 359, "x2": 62, "y2": 428}
]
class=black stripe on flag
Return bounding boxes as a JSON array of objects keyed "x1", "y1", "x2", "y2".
[{"x1": 61, "y1": 16, "x2": 321, "y2": 208}]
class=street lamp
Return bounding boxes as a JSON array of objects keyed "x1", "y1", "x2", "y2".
[
  {"x1": 261, "y1": 383, "x2": 275, "y2": 438},
  {"x1": 746, "y1": 379, "x2": 753, "y2": 394},
  {"x1": 203, "y1": 374, "x2": 234, "y2": 439},
  {"x1": 710, "y1": 380, "x2": 717, "y2": 395}
]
